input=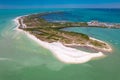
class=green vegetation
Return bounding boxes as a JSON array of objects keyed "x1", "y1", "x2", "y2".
[
  {"x1": 89, "y1": 40, "x2": 106, "y2": 48},
  {"x1": 19, "y1": 11, "x2": 109, "y2": 49}
]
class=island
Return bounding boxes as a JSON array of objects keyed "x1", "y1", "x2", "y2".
[{"x1": 15, "y1": 11, "x2": 113, "y2": 64}]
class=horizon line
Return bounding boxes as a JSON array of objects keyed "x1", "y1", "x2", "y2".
[{"x1": 0, "y1": 3, "x2": 120, "y2": 9}]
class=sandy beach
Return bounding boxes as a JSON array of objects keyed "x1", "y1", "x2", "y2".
[{"x1": 14, "y1": 16, "x2": 110, "y2": 64}]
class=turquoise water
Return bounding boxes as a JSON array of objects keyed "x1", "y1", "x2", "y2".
[{"x1": 0, "y1": 9, "x2": 120, "y2": 80}]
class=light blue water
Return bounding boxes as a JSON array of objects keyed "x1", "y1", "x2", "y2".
[{"x1": 0, "y1": 8, "x2": 120, "y2": 80}]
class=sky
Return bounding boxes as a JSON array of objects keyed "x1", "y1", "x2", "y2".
[{"x1": 0, "y1": 0, "x2": 120, "y2": 9}]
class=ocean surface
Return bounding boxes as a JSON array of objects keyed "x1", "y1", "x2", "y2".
[{"x1": 0, "y1": 8, "x2": 120, "y2": 80}]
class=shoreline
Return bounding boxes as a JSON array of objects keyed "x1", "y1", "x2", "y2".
[{"x1": 14, "y1": 15, "x2": 112, "y2": 64}]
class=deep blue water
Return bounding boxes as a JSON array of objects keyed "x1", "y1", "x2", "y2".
[{"x1": 42, "y1": 8, "x2": 120, "y2": 23}]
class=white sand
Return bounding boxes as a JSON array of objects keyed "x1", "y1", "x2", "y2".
[{"x1": 14, "y1": 16, "x2": 106, "y2": 64}]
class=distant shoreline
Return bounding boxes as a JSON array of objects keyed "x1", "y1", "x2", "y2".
[{"x1": 14, "y1": 12, "x2": 113, "y2": 64}]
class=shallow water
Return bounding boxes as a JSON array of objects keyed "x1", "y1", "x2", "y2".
[{"x1": 0, "y1": 9, "x2": 120, "y2": 80}]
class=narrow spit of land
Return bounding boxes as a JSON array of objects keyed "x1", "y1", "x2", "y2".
[
  {"x1": 15, "y1": 11, "x2": 113, "y2": 64},
  {"x1": 18, "y1": 11, "x2": 112, "y2": 52}
]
